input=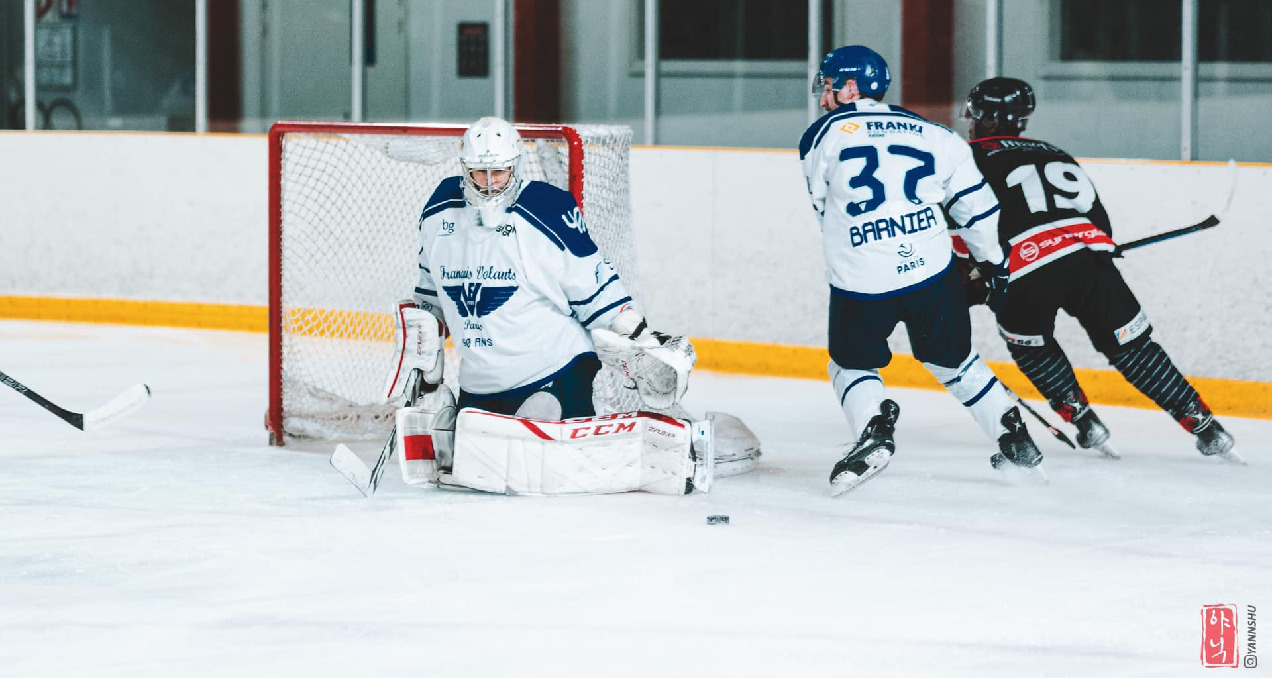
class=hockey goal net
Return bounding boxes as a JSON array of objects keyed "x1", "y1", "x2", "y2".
[{"x1": 267, "y1": 121, "x2": 643, "y2": 445}]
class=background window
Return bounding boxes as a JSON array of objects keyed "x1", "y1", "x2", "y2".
[
  {"x1": 1060, "y1": 0, "x2": 1272, "y2": 62},
  {"x1": 638, "y1": 0, "x2": 833, "y2": 61}
]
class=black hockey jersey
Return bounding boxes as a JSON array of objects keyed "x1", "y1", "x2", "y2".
[{"x1": 965, "y1": 136, "x2": 1116, "y2": 280}]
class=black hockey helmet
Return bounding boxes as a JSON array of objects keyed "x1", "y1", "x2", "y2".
[{"x1": 965, "y1": 77, "x2": 1035, "y2": 132}]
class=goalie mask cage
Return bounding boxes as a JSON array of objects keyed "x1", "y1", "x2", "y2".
[{"x1": 267, "y1": 121, "x2": 641, "y2": 445}]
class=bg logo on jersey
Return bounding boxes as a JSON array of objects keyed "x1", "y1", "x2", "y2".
[{"x1": 443, "y1": 283, "x2": 516, "y2": 318}]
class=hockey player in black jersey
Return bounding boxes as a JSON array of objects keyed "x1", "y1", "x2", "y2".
[{"x1": 960, "y1": 77, "x2": 1239, "y2": 463}]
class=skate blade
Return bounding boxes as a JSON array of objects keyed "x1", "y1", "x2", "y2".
[
  {"x1": 1215, "y1": 448, "x2": 1247, "y2": 466},
  {"x1": 829, "y1": 451, "x2": 891, "y2": 498},
  {"x1": 1092, "y1": 442, "x2": 1121, "y2": 460},
  {"x1": 992, "y1": 457, "x2": 1049, "y2": 486}
]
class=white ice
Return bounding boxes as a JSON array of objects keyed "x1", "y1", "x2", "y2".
[{"x1": 1, "y1": 320, "x2": 1268, "y2": 677}]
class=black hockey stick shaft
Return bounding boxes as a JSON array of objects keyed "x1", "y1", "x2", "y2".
[
  {"x1": 368, "y1": 425, "x2": 397, "y2": 493},
  {"x1": 1008, "y1": 389, "x2": 1075, "y2": 449},
  {"x1": 0, "y1": 369, "x2": 85, "y2": 429},
  {"x1": 1113, "y1": 215, "x2": 1219, "y2": 257},
  {"x1": 1114, "y1": 159, "x2": 1236, "y2": 257}
]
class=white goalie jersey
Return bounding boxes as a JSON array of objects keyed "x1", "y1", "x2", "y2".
[
  {"x1": 799, "y1": 98, "x2": 1006, "y2": 297},
  {"x1": 414, "y1": 177, "x2": 634, "y2": 396}
]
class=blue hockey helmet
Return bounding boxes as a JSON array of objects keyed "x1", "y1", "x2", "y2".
[{"x1": 814, "y1": 45, "x2": 891, "y2": 99}]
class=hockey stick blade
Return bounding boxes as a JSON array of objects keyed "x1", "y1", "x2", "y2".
[
  {"x1": 1114, "y1": 159, "x2": 1237, "y2": 256},
  {"x1": 1, "y1": 369, "x2": 150, "y2": 431},
  {"x1": 331, "y1": 444, "x2": 375, "y2": 497},
  {"x1": 330, "y1": 426, "x2": 397, "y2": 497},
  {"x1": 82, "y1": 383, "x2": 151, "y2": 431}
]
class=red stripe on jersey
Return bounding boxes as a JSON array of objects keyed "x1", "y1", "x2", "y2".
[
  {"x1": 1009, "y1": 221, "x2": 1114, "y2": 279},
  {"x1": 950, "y1": 234, "x2": 970, "y2": 257}
]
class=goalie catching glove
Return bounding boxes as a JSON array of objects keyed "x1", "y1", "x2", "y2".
[
  {"x1": 591, "y1": 308, "x2": 695, "y2": 410},
  {"x1": 384, "y1": 300, "x2": 445, "y2": 401}
]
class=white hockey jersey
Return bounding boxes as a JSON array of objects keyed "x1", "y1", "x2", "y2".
[
  {"x1": 414, "y1": 178, "x2": 633, "y2": 396},
  {"x1": 799, "y1": 99, "x2": 1006, "y2": 297}
]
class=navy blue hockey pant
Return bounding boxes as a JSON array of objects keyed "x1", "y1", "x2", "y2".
[
  {"x1": 457, "y1": 352, "x2": 601, "y2": 419},
  {"x1": 828, "y1": 263, "x2": 971, "y2": 371}
]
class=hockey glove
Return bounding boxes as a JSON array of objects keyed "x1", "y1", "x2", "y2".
[
  {"x1": 978, "y1": 261, "x2": 1011, "y2": 313},
  {"x1": 592, "y1": 309, "x2": 696, "y2": 410},
  {"x1": 955, "y1": 256, "x2": 990, "y2": 307},
  {"x1": 384, "y1": 300, "x2": 445, "y2": 401}
]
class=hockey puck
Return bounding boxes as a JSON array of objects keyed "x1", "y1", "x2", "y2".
[{"x1": 706, "y1": 514, "x2": 730, "y2": 525}]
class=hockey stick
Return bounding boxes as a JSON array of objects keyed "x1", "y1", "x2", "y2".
[
  {"x1": 1006, "y1": 389, "x2": 1075, "y2": 449},
  {"x1": 1113, "y1": 159, "x2": 1237, "y2": 257},
  {"x1": 331, "y1": 426, "x2": 397, "y2": 497},
  {"x1": 330, "y1": 369, "x2": 421, "y2": 496},
  {"x1": 0, "y1": 369, "x2": 150, "y2": 431}
]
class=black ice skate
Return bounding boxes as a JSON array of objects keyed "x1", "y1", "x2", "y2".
[
  {"x1": 1179, "y1": 400, "x2": 1244, "y2": 465},
  {"x1": 1194, "y1": 419, "x2": 1244, "y2": 465},
  {"x1": 990, "y1": 407, "x2": 1047, "y2": 484},
  {"x1": 1072, "y1": 408, "x2": 1120, "y2": 459},
  {"x1": 829, "y1": 400, "x2": 900, "y2": 497}
]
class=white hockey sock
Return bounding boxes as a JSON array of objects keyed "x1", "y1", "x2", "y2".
[
  {"x1": 923, "y1": 352, "x2": 1015, "y2": 440},
  {"x1": 829, "y1": 361, "x2": 886, "y2": 440}
]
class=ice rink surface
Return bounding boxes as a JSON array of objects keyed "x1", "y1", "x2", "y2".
[{"x1": 1, "y1": 320, "x2": 1268, "y2": 677}]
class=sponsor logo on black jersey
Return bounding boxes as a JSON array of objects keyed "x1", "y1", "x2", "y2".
[{"x1": 443, "y1": 283, "x2": 517, "y2": 318}]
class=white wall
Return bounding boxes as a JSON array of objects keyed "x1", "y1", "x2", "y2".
[{"x1": 1, "y1": 131, "x2": 1267, "y2": 382}]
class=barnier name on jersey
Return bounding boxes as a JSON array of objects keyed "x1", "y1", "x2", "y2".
[
  {"x1": 438, "y1": 265, "x2": 518, "y2": 281},
  {"x1": 849, "y1": 206, "x2": 940, "y2": 247}
]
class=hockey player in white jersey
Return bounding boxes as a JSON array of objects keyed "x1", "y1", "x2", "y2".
[
  {"x1": 383, "y1": 117, "x2": 712, "y2": 496},
  {"x1": 801, "y1": 46, "x2": 1044, "y2": 496}
]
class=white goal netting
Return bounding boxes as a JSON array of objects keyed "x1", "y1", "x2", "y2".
[{"x1": 269, "y1": 122, "x2": 650, "y2": 443}]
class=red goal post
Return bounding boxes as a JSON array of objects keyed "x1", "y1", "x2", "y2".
[{"x1": 266, "y1": 121, "x2": 637, "y2": 445}]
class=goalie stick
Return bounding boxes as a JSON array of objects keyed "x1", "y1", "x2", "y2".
[
  {"x1": 0, "y1": 369, "x2": 150, "y2": 431},
  {"x1": 330, "y1": 368, "x2": 420, "y2": 497},
  {"x1": 330, "y1": 427, "x2": 397, "y2": 497},
  {"x1": 1113, "y1": 159, "x2": 1237, "y2": 257}
]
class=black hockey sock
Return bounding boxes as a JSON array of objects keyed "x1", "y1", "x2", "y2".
[
  {"x1": 1108, "y1": 339, "x2": 1204, "y2": 427},
  {"x1": 1008, "y1": 341, "x2": 1084, "y2": 420}
]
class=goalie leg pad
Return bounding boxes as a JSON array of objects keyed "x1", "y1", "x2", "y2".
[
  {"x1": 396, "y1": 386, "x2": 457, "y2": 485},
  {"x1": 448, "y1": 409, "x2": 711, "y2": 495},
  {"x1": 706, "y1": 411, "x2": 762, "y2": 477}
]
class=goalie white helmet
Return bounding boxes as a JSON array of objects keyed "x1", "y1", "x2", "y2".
[{"x1": 459, "y1": 117, "x2": 522, "y2": 223}]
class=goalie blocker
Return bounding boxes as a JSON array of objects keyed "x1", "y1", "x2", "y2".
[{"x1": 398, "y1": 402, "x2": 714, "y2": 495}]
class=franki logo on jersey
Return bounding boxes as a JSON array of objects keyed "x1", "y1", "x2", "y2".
[
  {"x1": 562, "y1": 207, "x2": 586, "y2": 233},
  {"x1": 443, "y1": 283, "x2": 516, "y2": 318},
  {"x1": 839, "y1": 121, "x2": 860, "y2": 134},
  {"x1": 867, "y1": 120, "x2": 923, "y2": 138}
]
